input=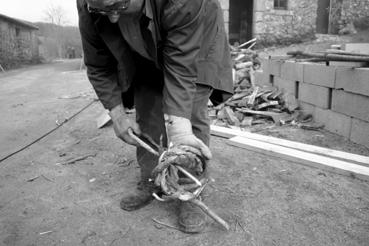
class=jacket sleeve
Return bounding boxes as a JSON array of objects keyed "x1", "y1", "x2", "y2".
[
  {"x1": 77, "y1": 0, "x2": 122, "y2": 110},
  {"x1": 161, "y1": 0, "x2": 207, "y2": 119}
]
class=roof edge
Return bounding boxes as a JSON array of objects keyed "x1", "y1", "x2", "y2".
[{"x1": 0, "y1": 13, "x2": 39, "y2": 30}]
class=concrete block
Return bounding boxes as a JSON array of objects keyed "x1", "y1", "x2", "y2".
[
  {"x1": 298, "y1": 101, "x2": 315, "y2": 114},
  {"x1": 274, "y1": 77, "x2": 295, "y2": 95},
  {"x1": 255, "y1": 71, "x2": 271, "y2": 86},
  {"x1": 350, "y1": 118, "x2": 369, "y2": 148},
  {"x1": 303, "y1": 62, "x2": 336, "y2": 88},
  {"x1": 335, "y1": 67, "x2": 369, "y2": 97},
  {"x1": 344, "y1": 43, "x2": 369, "y2": 54},
  {"x1": 299, "y1": 83, "x2": 330, "y2": 109},
  {"x1": 280, "y1": 61, "x2": 304, "y2": 82},
  {"x1": 314, "y1": 107, "x2": 352, "y2": 138},
  {"x1": 259, "y1": 58, "x2": 269, "y2": 71},
  {"x1": 328, "y1": 61, "x2": 368, "y2": 68},
  {"x1": 268, "y1": 59, "x2": 282, "y2": 77},
  {"x1": 332, "y1": 90, "x2": 369, "y2": 122}
]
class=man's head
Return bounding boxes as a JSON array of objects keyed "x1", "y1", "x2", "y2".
[{"x1": 86, "y1": 0, "x2": 143, "y2": 23}]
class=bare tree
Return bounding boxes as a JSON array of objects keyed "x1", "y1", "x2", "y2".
[
  {"x1": 44, "y1": 3, "x2": 68, "y2": 26},
  {"x1": 43, "y1": 3, "x2": 69, "y2": 58}
]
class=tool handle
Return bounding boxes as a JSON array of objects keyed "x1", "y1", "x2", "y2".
[
  {"x1": 190, "y1": 199, "x2": 230, "y2": 231},
  {"x1": 127, "y1": 128, "x2": 159, "y2": 156}
]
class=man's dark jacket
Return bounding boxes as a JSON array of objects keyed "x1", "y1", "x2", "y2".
[{"x1": 77, "y1": 0, "x2": 233, "y2": 118}]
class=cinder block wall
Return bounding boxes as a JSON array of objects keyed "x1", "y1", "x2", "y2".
[{"x1": 256, "y1": 58, "x2": 369, "y2": 148}]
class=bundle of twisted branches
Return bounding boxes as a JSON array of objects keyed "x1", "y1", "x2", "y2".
[{"x1": 151, "y1": 145, "x2": 230, "y2": 231}]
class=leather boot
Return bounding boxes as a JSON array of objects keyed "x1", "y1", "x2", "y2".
[
  {"x1": 178, "y1": 200, "x2": 206, "y2": 233},
  {"x1": 120, "y1": 181, "x2": 156, "y2": 211}
]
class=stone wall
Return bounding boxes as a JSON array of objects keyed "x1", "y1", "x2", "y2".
[
  {"x1": 331, "y1": 0, "x2": 369, "y2": 32},
  {"x1": 0, "y1": 20, "x2": 39, "y2": 69},
  {"x1": 253, "y1": 0, "x2": 318, "y2": 46}
]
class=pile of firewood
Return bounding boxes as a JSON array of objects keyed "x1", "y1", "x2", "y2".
[
  {"x1": 209, "y1": 40, "x2": 320, "y2": 130},
  {"x1": 210, "y1": 85, "x2": 302, "y2": 128}
]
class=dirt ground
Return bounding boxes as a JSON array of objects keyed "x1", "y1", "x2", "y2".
[{"x1": 0, "y1": 55, "x2": 369, "y2": 245}]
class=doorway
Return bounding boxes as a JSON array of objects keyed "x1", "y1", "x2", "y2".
[
  {"x1": 229, "y1": 0, "x2": 254, "y2": 45},
  {"x1": 316, "y1": 0, "x2": 331, "y2": 34}
]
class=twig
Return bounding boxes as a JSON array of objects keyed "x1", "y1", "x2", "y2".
[
  {"x1": 39, "y1": 231, "x2": 53, "y2": 235},
  {"x1": 27, "y1": 175, "x2": 40, "y2": 182},
  {"x1": 57, "y1": 154, "x2": 96, "y2": 165},
  {"x1": 41, "y1": 174, "x2": 55, "y2": 182},
  {"x1": 237, "y1": 219, "x2": 246, "y2": 232},
  {"x1": 109, "y1": 238, "x2": 118, "y2": 246},
  {"x1": 81, "y1": 231, "x2": 96, "y2": 245},
  {"x1": 152, "y1": 218, "x2": 181, "y2": 231},
  {"x1": 247, "y1": 42, "x2": 256, "y2": 50},
  {"x1": 237, "y1": 38, "x2": 257, "y2": 49}
]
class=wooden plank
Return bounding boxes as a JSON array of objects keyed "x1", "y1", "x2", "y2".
[
  {"x1": 227, "y1": 136, "x2": 369, "y2": 181},
  {"x1": 96, "y1": 111, "x2": 111, "y2": 129},
  {"x1": 211, "y1": 125, "x2": 369, "y2": 166}
]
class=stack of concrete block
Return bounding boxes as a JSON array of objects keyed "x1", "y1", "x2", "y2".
[{"x1": 255, "y1": 57, "x2": 369, "y2": 148}]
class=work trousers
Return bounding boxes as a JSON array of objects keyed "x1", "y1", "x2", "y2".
[{"x1": 132, "y1": 60, "x2": 212, "y2": 182}]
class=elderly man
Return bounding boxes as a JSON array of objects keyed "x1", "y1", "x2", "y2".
[{"x1": 77, "y1": 0, "x2": 233, "y2": 233}]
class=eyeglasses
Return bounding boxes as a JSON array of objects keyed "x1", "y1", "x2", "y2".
[{"x1": 87, "y1": 0, "x2": 130, "y2": 15}]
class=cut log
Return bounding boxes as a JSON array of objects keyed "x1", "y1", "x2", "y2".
[
  {"x1": 256, "y1": 101, "x2": 279, "y2": 110},
  {"x1": 224, "y1": 106, "x2": 240, "y2": 126},
  {"x1": 240, "y1": 117, "x2": 253, "y2": 127},
  {"x1": 247, "y1": 87, "x2": 259, "y2": 106},
  {"x1": 210, "y1": 125, "x2": 369, "y2": 166},
  {"x1": 227, "y1": 136, "x2": 369, "y2": 181},
  {"x1": 235, "y1": 62, "x2": 253, "y2": 70},
  {"x1": 237, "y1": 108, "x2": 288, "y2": 124}
]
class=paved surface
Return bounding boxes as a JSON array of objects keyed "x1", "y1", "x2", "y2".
[{"x1": 0, "y1": 60, "x2": 369, "y2": 246}]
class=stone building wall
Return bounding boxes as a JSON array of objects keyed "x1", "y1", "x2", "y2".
[
  {"x1": 218, "y1": 0, "x2": 230, "y2": 33},
  {"x1": 253, "y1": 0, "x2": 318, "y2": 45},
  {"x1": 331, "y1": 0, "x2": 369, "y2": 32},
  {"x1": 0, "y1": 18, "x2": 39, "y2": 69},
  {"x1": 218, "y1": 0, "x2": 318, "y2": 45}
]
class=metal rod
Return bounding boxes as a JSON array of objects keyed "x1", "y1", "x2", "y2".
[
  {"x1": 176, "y1": 166, "x2": 202, "y2": 186},
  {"x1": 128, "y1": 128, "x2": 159, "y2": 156},
  {"x1": 190, "y1": 199, "x2": 230, "y2": 231}
]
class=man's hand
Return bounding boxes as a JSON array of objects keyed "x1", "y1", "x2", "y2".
[
  {"x1": 109, "y1": 104, "x2": 141, "y2": 146},
  {"x1": 165, "y1": 114, "x2": 212, "y2": 160}
]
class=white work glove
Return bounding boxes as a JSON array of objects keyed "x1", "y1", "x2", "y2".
[
  {"x1": 109, "y1": 104, "x2": 141, "y2": 146},
  {"x1": 165, "y1": 114, "x2": 212, "y2": 160}
]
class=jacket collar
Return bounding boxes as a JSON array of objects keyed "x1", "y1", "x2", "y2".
[{"x1": 94, "y1": 0, "x2": 161, "y2": 66}]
